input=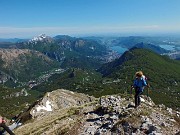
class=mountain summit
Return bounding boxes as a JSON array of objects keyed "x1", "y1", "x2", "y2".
[{"x1": 28, "y1": 34, "x2": 54, "y2": 44}]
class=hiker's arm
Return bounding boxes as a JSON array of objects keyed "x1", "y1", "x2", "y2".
[{"x1": 142, "y1": 78, "x2": 147, "y2": 86}]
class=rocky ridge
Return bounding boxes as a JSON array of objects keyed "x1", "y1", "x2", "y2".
[
  {"x1": 78, "y1": 95, "x2": 180, "y2": 135},
  {"x1": 0, "y1": 49, "x2": 32, "y2": 66},
  {"x1": 30, "y1": 89, "x2": 95, "y2": 118},
  {"x1": 0, "y1": 48, "x2": 53, "y2": 67},
  {"x1": 13, "y1": 89, "x2": 180, "y2": 135},
  {"x1": 0, "y1": 48, "x2": 58, "y2": 82}
]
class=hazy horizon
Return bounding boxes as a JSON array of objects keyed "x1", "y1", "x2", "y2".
[{"x1": 1, "y1": 32, "x2": 180, "y2": 39}]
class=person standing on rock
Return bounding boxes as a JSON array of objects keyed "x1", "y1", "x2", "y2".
[{"x1": 133, "y1": 71, "x2": 147, "y2": 108}]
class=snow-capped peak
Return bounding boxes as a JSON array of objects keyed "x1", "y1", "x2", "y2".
[
  {"x1": 30, "y1": 34, "x2": 48, "y2": 42},
  {"x1": 28, "y1": 34, "x2": 54, "y2": 44}
]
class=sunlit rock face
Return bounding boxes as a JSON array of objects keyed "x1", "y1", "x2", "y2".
[{"x1": 30, "y1": 89, "x2": 95, "y2": 118}]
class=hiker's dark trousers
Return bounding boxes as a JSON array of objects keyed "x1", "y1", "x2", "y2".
[
  {"x1": 0, "y1": 123, "x2": 15, "y2": 135},
  {"x1": 135, "y1": 89, "x2": 143, "y2": 107}
]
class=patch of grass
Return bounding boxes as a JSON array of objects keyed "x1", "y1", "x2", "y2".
[{"x1": 139, "y1": 109, "x2": 151, "y2": 116}]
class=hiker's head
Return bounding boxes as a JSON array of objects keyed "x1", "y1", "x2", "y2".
[{"x1": 135, "y1": 71, "x2": 143, "y2": 78}]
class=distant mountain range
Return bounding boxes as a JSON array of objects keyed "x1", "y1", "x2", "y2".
[
  {"x1": 1, "y1": 35, "x2": 179, "y2": 58},
  {"x1": 133, "y1": 42, "x2": 169, "y2": 54},
  {"x1": 0, "y1": 38, "x2": 28, "y2": 43},
  {"x1": 16, "y1": 34, "x2": 108, "y2": 69}
]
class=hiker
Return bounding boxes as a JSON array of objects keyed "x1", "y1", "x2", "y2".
[
  {"x1": 133, "y1": 71, "x2": 147, "y2": 108},
  {"x1": 0, "y1": 117, "x2": 15, "y2": 135}
]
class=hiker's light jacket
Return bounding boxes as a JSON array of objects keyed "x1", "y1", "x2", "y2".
[{"x1": 133, "y1": 77, "x2": 147, "y2": 92}]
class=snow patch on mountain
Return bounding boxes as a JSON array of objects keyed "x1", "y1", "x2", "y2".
[
  {"x1": 33, "y1": 100, "x2": 53, "y2": 113},
  {"x1": 29, "y1": 34, "x2": 47, "y2": 42},
  {"x1": 28, "y1": 34, "x2": 53, "y2": 44},
  {"x1": 28, "y1": 89, "x2": 95, "y2": 118}
]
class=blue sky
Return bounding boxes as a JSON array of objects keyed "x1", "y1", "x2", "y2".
[{"x1": 0, "y1": 0, "x2": 180, "y2": 38}]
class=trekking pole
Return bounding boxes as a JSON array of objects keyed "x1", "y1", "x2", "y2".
[
  {"x1": 0, "y1": 123, "x2": 15, "y2": 135},
  {"x1": 130, "y1": 85, "x2": 133, "y2": 95},
  {"x1": 147, "y1": 83, "x2": 150, "y2": 97},
  {"x1": 147, "y1": 87, "x2": 149, "y2": 97}
]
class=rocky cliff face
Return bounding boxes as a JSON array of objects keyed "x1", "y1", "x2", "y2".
[
  {"x1": 14, "y1": 89, "x2": 180, "y2": 135},
  {"x1": 0, "y1": 48, "x2": 52, "y2": 68}
]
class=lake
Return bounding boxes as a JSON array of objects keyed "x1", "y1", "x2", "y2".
[
  {"x1": 110, "y1": 46, "x2": 128, "y2": 54},
  {"x1": 176, "y1": 46, "x2": 180, "y2": 50},
  {"x1": 159, "y1": 45, "x2": 175, "y2": 51}
]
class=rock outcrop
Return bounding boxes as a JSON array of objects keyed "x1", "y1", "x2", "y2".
[
  {"x1": 78, "y1": 95, "x2": 179, "y2": 135},
  {"x1": 14, "y1": 90, "x2": 180, "y2": 135}
]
